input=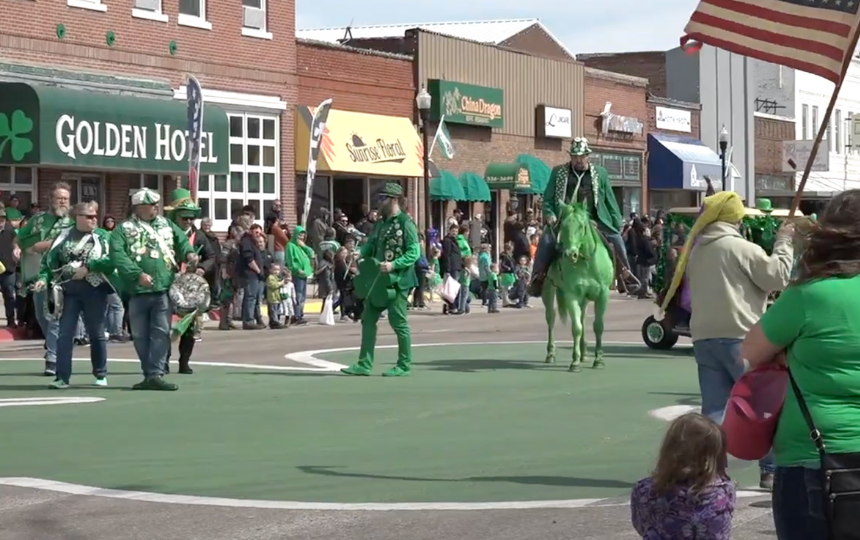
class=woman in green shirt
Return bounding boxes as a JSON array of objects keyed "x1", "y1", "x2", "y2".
[{"x1": 741, "y1": 190, "x2": 860, "y2": 540}]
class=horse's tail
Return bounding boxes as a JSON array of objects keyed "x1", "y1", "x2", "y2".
[{"x1": 555, "y1": 287, "x2": 570, "y2": 324}]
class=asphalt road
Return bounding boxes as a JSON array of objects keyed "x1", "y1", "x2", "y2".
[{"x1": 0, "y1": 296, "x2": 779, "y2": 540}]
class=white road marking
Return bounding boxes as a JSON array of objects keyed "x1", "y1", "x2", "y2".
[
  {"x1": 285, "y1": 340, "x2": 690, "y2": 366},
  {"x1": 0, "y1": 478, "x2": 769, "y2": 510},
  {"x1": 0, "y1": 397, "x2": 105, "y2": 407},
  {"x1": 0, "y1": 357, "x2": 340, "y2": 372},
  {"x1": 648, "y1": 405, "x2": 701, "y2": 421}
]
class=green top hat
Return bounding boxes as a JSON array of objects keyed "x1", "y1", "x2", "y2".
[
  {"x1": 569, "y1": 137, "x2": 592, "y2": 156},
  {"x1": 379, "y1": 182, "x2": 403, "y2": 198},
  {"x1": 756, "y1": 198, "x2": 773, "y2": 213},
  {"x1": 164, "y1": 188, "x2": 200, "y2": 218}
]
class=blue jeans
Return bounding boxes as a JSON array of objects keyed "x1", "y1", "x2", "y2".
[
  {"x1": 772, "y1": 466, "x2": 828, "y2": 540},
  {"x1": 128, "y1": 292, "x2": 171, "y2": 378},
  {"x1": 294, "y1": 277, "x2": 307, "y2": 320},
  {"x1": 55, "y1": 286, "x2": 108, "y2": 384},
  {"x1": 33, "y1": 288, "x2": 60, "y2": 369},
  {"x1": 105, "y1": 292, "x2": 123, "y2": 336},
  {"x1": 693, "y1": 337, "x2": 775, "y2": 473},
  {"x1": 533, "y1": 227, "x2": 631, "y2": 277},
  {"x1": 241, "y1": 278, "x2": 263, "y2": 324}
]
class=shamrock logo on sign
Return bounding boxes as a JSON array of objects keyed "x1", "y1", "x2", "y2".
[{"x1": 0, "y1": 110, "x2": 34, "y2": 162}]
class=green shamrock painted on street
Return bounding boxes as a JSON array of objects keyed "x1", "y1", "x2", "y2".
[{"x1": 0, "y1": 110, "x2": 34, "y2": 162}]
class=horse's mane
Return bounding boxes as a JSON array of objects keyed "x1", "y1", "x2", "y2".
[{"x1": 558, "y1": 203, "x2": 599, "y2": 255}]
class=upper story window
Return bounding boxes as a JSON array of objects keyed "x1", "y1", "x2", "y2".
[
  {"x1": 801, "y1": 104, "x2": 808, "y2": 140},
  {"x1": 132, "y1": 0, "x2": 168, "y2": 22},
  {"x1": 68, "y1": 0, "x2": 107, "y2": 13},
  {"x1": 178, "y1": 0, "x2": 212, "y2": 30},
  {"x1": 242, "y1": 0, "x2": 272, "y2": 39}
]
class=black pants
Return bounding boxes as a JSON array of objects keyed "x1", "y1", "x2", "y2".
[
  {"x1": 167, "y1": 329, "x2": 195, "y2": 365},
  {"x1": 0, "y1": 272, "x2": 15, "y2": 324},
  {"x1": 413, "y1": 271, "x2": 427, "y2": 307}
]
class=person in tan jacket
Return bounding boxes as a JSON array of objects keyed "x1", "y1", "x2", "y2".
[{"x1": 659, "y1": 191, "x2": 794, "y2": 490}]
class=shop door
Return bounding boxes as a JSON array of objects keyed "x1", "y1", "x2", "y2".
[{"x1": 62, "y1": 173, "x2": 104, "y2": 216}]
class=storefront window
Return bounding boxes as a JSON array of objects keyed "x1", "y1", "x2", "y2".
[
  {"x1": 0, "y1": 166, "x2": 37, "y2": 210},
  {"x1": 295, "y1": 175, "x2": 331, "y2": 226},
  {"x1": 62, "y1": 173, "x2": 104, "y2": 211},
  {"x1": 198, "y1": 112, "x2": 279, "y2": 230}
]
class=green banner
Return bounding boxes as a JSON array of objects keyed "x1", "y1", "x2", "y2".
[
  {"x1": 428, "y1": 79, "x2": 503, "y2": 128},
  {"x1": 484, "y1": 163, "x2": 530, "y2": 191},
  {"x1": 0, "y1": 83, "x2": 229, "y2": 174}
]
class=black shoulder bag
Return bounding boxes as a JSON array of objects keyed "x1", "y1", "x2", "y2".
[{"x1": 788, "y1": 369, "x2": 860, "y2": 539}]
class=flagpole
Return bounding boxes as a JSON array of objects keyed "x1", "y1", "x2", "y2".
[
  {"x1": 428, "y1": 115, "x2": 444, "y2": 157},
  {"x1": 791, "y1": 26, "x2": 860, "y2": 216}
]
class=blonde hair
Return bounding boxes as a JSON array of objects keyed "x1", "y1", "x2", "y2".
[
  {"x1": 652, "y1": 413, "x2": 728, "y2": 494},
  {"x1": 72, "y1": 201, "x2": 98, "y2": 218}
]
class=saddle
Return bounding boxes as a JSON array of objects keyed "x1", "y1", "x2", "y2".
[{"x1": 353, "y1": 257, "x2": 396, "y2": 308}]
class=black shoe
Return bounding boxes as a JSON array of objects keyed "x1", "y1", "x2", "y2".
[
  {"x1": 131, "y1": 376, "x2": 178, "y2": 391},
  {"x1": 242, "y1": 323, "x2": 265, "y2": 330},
  {"x1": 178, "y1": 360, "x2": 193, "y2": 375},
  {"x1": 527, "y1": 276, "x2": 545, "y2": 297}
]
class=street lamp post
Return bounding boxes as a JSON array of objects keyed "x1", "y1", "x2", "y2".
[
  {"x1": 719, "y1": 125, "x2": 729, "y2": 190},
  {"x1": 416, "y1": 86, "x2": 432, "y2": 234}
]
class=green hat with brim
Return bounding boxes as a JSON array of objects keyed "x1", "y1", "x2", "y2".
[
  {"x1": 379, "y1": 182, "x2": 403, "y2": 198},
  {"x1": 164, "y1": 188, "x2": 200, "y2": 218},
  {"x1": 756, "y1": 198, "x2": 773, "y2": 213},
  {"x1": 4, "y1": 208, "x2": 23, "y2": 220},
  {"x1": 569, "y1": 137, "x2": 591, "y2": 156}
]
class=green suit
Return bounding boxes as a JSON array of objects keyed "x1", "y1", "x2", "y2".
[
  {"x1": 543, "y1": 164, "x2": 623, "y2": 233},
  {"x1": 343, "y1": 210, "x2": 420, "y2": 377}
]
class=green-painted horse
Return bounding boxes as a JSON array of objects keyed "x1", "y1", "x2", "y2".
[{"x1": 542, "y1": 202, "x2": 615, "y2": 372}]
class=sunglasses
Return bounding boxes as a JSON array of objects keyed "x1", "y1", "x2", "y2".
[{"x1": 80, "y1": 214, "x2": 98, "y2": 220}]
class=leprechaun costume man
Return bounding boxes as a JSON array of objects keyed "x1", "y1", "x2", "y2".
[
  {"x1": 341, "y1": 183, "x2": 420, "y2": 377},
  {"x1": 17, "y1": 183, "x2": 74, "y2": 376},
  {"x1": 164, "y1": 188, "x2": 216, "y2": 375},
  {"x1": 109, "y1": 188, "x2": 196, "y2": 391},
  {"x1": 529, "y1": 137, "x2": 628, "y2": 296}
]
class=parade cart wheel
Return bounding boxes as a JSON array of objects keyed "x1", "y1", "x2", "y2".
[{"x1": 642, "y1": 316, "x2": 679, "y2": 350}]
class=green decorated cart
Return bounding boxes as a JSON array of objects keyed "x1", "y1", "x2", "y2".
[{"x1": 642, "y1": 201, "x2": 800, "y2": 349}]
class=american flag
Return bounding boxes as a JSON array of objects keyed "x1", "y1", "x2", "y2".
[{"x1": 682, "y1": 0, "x2": 860, "y2": 83}]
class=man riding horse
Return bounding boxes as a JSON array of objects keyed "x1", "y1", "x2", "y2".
[{"x1": 529, "y1": 137, "x2": 630, "y2": 297}]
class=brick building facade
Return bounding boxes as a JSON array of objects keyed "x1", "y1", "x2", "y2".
[
  {"x1": 0, "y1": 0, "x2": 295, "y2": 230},
  {"x1": 293, "y1": 39, "x2": 418, "y2": 224},
  {"x1": 583, "y1": 68, "x2": 648, "y2": 216},
  {"x1": 754, "y1": 113, "x2": 795, "y2": 206}
]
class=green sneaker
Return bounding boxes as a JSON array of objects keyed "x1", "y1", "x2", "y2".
[
  {"x1": 340, "y1": 363, "x2": 372, "y2": 376},
  {"x1": 132, "y1": 376, "x2": 179, "y2": 391},
  {"x1": 48, "y1": 379, "x2": 69, "y2": 389},
  {"x1": 382, "y1": 366, "x2": 410, "y2": 377}
]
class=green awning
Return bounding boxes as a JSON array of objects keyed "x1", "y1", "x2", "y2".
[
  {"x1": 515, "y1": 154, "x2": 551, "y2": 195},
  {"x1": 459, "y1": 171, "x2": 491, "y2": 202},
  {"x1": 430, "y1": 170, "x2": 465, "y2": 200},
  {"x1": 0, "y1": 82, "x2": 229, "y2": 174},
  {"x1": 484, "y1": 162, "x2": 531, "y2": 192}
]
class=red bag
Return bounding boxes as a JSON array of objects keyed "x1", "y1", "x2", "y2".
[{"x1": 722, "y1": 363, "x2": 788, "y2": 460}]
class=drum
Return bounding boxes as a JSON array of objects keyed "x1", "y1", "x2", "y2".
[
  {"x1": 45, "y1": 284, "x2": 64, "y2": 320},
  {"x1": 169, "y1": 272, "x2": 211, "y2": 315}
]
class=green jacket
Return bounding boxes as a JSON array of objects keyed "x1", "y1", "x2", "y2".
[
  {"x1": 361, "y1": 210, "x2": 420, "y2": 290},
  {"x1": 95, "y1": 227, "x2": 124, "y2": 293},
  {"x1": 109, "y1": 215, "x2": 193, "y2": 295},
  {"x1": 543, "y1": 164, "x2": 623, "y2": 234},
  {"x1": 17, "y1": 211, "x2": 74, "y2": 283},
  {"x1": 37, "y1": 228, "x2": 114, "y2": 287},
  {"x1": 286, "y1": 225, "x2": 314, "y2": 278}
]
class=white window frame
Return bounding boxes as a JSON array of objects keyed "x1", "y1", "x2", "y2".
[
  {"x1": 67, "y1": 0, "x2": 107, "y2": 12},
  {"x1": 241, "y1": 0, "x2": 272, "y2": 40},
  {"x1": 127, "y1": 174, "x2": 165, "y2": 216},
  {"x1": 0, "y1": 166, "x2": 37, "y2": 211},
  {"x1": 132, "y1": 0, "x2": 168, "y2": 23},
  {"x1": 178, "y1": 0, "x2": 212, "y2": 31},
  {"x1": 198, "y1": 112, "x2": 279, "y2": 232}
]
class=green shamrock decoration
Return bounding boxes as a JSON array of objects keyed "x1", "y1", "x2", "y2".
[{"x1": 0, "y1": 110, "x2": 34, "y2": 162}]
